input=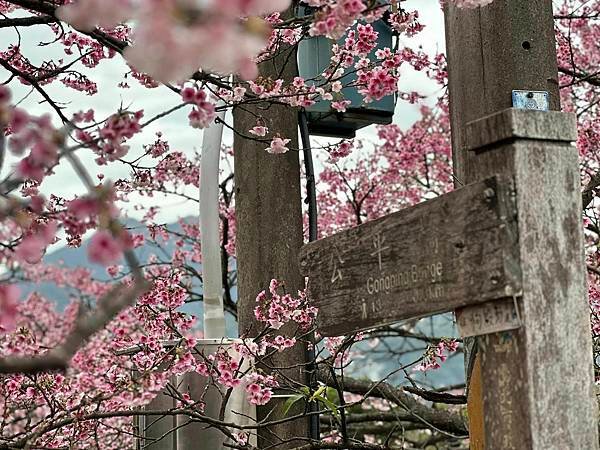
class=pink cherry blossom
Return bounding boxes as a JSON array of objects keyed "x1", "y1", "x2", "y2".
[
  {"x1": 309, "y1": 0, "x2": 367, "y2": 40},
  {"x1": 16, "y1": 157, "x2": 46, "y2": 183},
  {"x1": 1, "y1": 1, "x2": 599, "y2": 448},
  {"x1": 266, "y1": 137, "x2": 291, "y2": 154},
  {"x1": 254, "y1": 279, "x2": 317, "y2": 330},
  {"x1": 249, "y1": 126, "x2": 268, "y2": 136},
  {"x1": 413, "y1": 339, "x2": 459, "y2": 372},
  {"x1": 87, "y1": 230, "x2": 124, "y2": 266},
  {"x1": 332, "y1": 100, "x2": 351, "y2": 112},
  {"x1": 56, "y1": 0, "x2": 134, "y2": 31},
  {"x1": 0, "y1": 84, "x2": 11, "y2": 105},
  {"x1": 8, "y1": 108, "x2": 29, "y2": 133},
  {"x1": 121, "y1": 0, "x2": 292, "y2": 82},
  {"x1": 328, "y1": 140, "x2": 353, "y2": 162},
  {"x1": 181, "y1": 87, "x2": 216, "y2": 128},
  {"x1": 15, "y1": 222, "x2": 57, "y2": 265},
  {"x1": 0, "y1": 284, "x2": 19, "y2": 332}
]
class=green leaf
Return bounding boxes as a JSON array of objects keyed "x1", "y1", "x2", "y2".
[
  {"x1": 325, "y1": 387, "x2": 338, "y2": 402},
  {"x1": 299, "y1": 386, "x2": 311, "y2": 396},
  {"x1": 309, "y1": 385, "x2": 327, "y2": 402},
  {"x1": 313, "y1": 394, "x2": 340, "y2": 420},
  {"x1": 282, "y1": 394, "x2": 305, "y2": 417}
]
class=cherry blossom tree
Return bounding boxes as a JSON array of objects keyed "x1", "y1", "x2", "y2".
[{"x1": 0, "y1": 0, "x2": 598, "y2": 449}]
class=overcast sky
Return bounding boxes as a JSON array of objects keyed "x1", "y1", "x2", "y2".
[{"x1": 0, "y1": 1, "x2": 447, "y2": 230}]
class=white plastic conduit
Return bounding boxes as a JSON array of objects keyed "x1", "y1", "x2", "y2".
[{"x1": 199, "y1": 102, "x2": 226, "y2": 339}]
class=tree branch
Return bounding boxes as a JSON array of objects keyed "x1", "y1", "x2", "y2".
[
  {"x1": 559, "y1": 66, "x2": 600, "y2": 88},
  {"x1": 317, "y1": 369, "x2": 468, "y2": 437},
  {"x1": 582, "y1": 170, "x2": 600, "y2": 209},
  {"x1": 0, "y1": 15, "x2": 55, "y2": 28},
  {"x1": 0, "y1": 280, "x2": 150, "y2": 373}
]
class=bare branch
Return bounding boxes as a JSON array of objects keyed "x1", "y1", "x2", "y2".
[
  {"x1": 582, "y1": 170, "x2": 600, "y2": 209},
  {"x1": 559, "y1": 66, "x2": 600, "y2": 88},
  {"x1": 0, "y1": 15, "x2": 55, "y2": 28},
  {"x1": 317, "y1": 368, "x2": 468, "y2": 437}
]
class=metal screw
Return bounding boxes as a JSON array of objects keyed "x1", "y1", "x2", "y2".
[{"x1": 483, "y1": 188, "x2": 495, "y2": 202}]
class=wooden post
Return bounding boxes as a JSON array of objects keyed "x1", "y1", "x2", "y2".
[
  {"x1": 232, "y1": 24, "x2": 309, "y2": 449},
  {"x1": 444, "y1": 1, "x2": 598, "y2": 448}
]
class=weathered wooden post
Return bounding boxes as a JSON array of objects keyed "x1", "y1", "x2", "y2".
[
  {"x1": 444, "y1": 1, "x2": 599, "y2": 448},
  {"x1": 232, "y1": 8, "x2": 309, "y2": 448},
  {"x1": 300, "y1": 111, "x2": 599, "y2": 448}
]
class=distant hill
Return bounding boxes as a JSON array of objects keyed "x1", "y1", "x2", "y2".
[{"x1": 18, "y1": 216, "x2": 238, "y2": 337}]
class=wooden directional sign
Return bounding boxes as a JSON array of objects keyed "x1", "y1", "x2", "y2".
[{"x1": 299, "y1": 175, "x2": 522, "y2": 337}]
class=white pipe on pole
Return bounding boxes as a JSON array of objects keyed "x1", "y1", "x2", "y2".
[{"x1": 199, "y1": 102, "x2": 226, "y2": 339}]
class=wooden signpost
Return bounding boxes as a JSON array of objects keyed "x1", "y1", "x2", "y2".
[
  {"x1": 299, "y1": 175, "x2": 521, "y2": 337},
  {"x1": 299, "y1": 108, "x2": 599, "y2": 449}
]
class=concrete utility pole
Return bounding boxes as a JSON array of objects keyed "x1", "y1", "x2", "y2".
[
  {"x1": 444, "y1": 1, "x2": 599, "y2": 449},
  {"x1": 232, "y1": 16, "x2": 310, "y2": 450}
]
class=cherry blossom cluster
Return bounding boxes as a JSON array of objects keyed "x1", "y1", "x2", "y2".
[
  {"x1": 244, "y1": 372, "x2": 279, "y2": 405},
  {"x1": 307, "y1": 0, "x2": 368, "y2": 40},
  {"x1": 195, "y1": 348, "x2": 242, "y2": 387},
  {"x1": 316, "y1": 116, "x2": 452, "y2": 238},
  {"x1": 328, "y1": 140, "x2": 353, "y2": 162},
  {"x1": 346, "y1": 23, "x2": 379, "y2": 57},
  {"x1": 94, "y1": 110, "x2": 143, "y2": 163},
  {"x1": 0, "y1": 285, "x2": 19, "y2": 332},
  {"x1": 258, "y1": 12, "x2": 302, "y2": 64},
  {"x1": 357, "y1": 63, "x2": 399, "y2": 103},
  {"x1": 0, "y1": 46, "x2": 57, "y2": 87},
  {"x1": 144, "y1": 132, "x2": 170, "y2": 158},
  {"x1": 191, "y1": 344, "x2": 279, "y2": 405},
  {"x1": 320, "y1": 332, "x2": 364, "y2": 367},
  {"x1": 2, "y1": 0, "x2": 600, "y2": 447},
  {"x1": 389, "y1": 10, "x2": 424, "y2": 36},
  {"x1": 133, "y1": 151, "x2": 200, "y2": 194},
  {"x1": 0, "y1": 291, "x2": 188, "y2": 448},
  {"x1": 60, "y1": 27, "x2": 124, "y2": 69},
  {"x1": 57, "y1": 0, "x2": 292, "y2": 82},
  {"x1": 2, "y1": 90, "x2": 59, "y2": 184},
  {"x1": 254, "y1": 279, "x2": 318, "y2": 330},
  {"x1": 88, "y1": 228, "x2": 133, "y2": 266},
  {"x1": 61, "y1": 186, "x2": 117, "y2": 246},
  {"x1": 137, "y1": 273, "x2": 186, "y2": 309},
  {"x1": 589, "y1": 283, "x2": 600, "y2": 336},
  {"x1": 247, "y1": 76, "x2": 319, "y2": 110},
  {"x1": 14, "y1": 221, "x2": 57, "y2": 265},
  {"x1": 413, "y1": 339, "x2": 459, "y2": 372},
  {"x1": 181, "y1": 86, "x2": 217, "y2": 129}
]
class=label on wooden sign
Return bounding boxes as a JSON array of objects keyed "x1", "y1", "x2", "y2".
[
  {"x1": 456, "y1": 298, "x2": 521, "y2": 338},
  {"x1": 299, "y1": 175, "x2": 523, "y2": 337}
]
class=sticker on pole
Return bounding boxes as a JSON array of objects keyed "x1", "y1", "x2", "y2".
[
  {"x1": 456, "y1": 298, "x2": 522, "y2": 337},
  {"x1": 512, "y1": 90, "x2": 549, "y2": 111}
]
